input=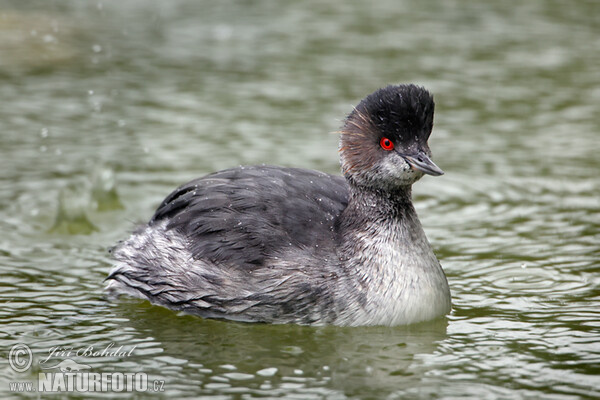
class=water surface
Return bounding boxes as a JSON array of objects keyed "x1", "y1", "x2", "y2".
[{"x1": 0, "y1": 1, "x2": 599, "y2": 398}]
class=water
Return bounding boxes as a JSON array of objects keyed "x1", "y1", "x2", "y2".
[{"x1": 1, "y1": 0, "x2": 599, "y2": 398}]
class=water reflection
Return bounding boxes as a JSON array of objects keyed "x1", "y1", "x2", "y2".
[{"x1": 113, "y1": 301, "x2": 448, "y2": 397}]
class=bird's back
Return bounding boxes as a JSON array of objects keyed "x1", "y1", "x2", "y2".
[{"x1": 151, "y1": 165, "x2": 349, "y2": 268}]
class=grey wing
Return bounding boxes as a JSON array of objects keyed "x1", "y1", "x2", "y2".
[{"x1": 150, "y1": 165, "x2": 349, "y2": 269}]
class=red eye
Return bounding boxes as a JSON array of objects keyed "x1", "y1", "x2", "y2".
[{"x1": 380, "y1": 137, "x2": 394, "y2": 151}]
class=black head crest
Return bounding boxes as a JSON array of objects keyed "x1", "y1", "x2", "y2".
[{"x1": 349, "y1": 84, "x2": 435, "y2": 143}]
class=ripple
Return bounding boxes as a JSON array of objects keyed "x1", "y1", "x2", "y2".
[{"x1": 0, "y1": 1, "x2": 599, "y2": 399}]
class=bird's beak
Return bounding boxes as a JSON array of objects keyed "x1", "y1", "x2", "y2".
[{"x1": 402, "y1": 153, "x2": 444, "y2": 176}]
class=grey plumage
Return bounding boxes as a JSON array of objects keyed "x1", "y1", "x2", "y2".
[{"x1": 106, "y1": 84, "x2": 452, "y2": 326}]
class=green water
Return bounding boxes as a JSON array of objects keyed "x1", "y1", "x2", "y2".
[{"x1": 1, "y1": 1, "x2": 599, "y2": 398}]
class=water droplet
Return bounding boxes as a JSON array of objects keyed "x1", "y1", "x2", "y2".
[
  {"x1": 49, "y1": 184, "x2": 98, "y2": 235},
  {"x1": 42, "y1": 34, "x2": 55, "y2": 43},
  {"x1": 40, "y1": 128, "x2": 49, "y2": 138},
  {"x1": 92, "y1": 44, "x2": 102, "y2": 53},
  {"x1": 88, "y1": 90, "x2": 94, "y2": 95}
]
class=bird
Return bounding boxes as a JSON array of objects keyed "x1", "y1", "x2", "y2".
[{"x1": 106, "y1": 84, "x2": 452, "y2": 326}]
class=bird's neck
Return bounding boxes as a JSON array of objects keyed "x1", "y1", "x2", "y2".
[{"x1": 339, "y1": 183, "x2": 416, "y2": 234}]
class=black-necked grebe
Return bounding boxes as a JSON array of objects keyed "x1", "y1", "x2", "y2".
[{"x1": 106, "y1": 84, "x2": 451, "y2": 326}]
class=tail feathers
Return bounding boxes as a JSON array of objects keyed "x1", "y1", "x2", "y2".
[{"x1": 105, "y1": 221, "x2": 195, "y2": 302}]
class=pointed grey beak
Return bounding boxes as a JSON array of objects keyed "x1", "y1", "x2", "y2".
[{"x1": 402, "y1": 153, "x2": 444, "y2": 176}]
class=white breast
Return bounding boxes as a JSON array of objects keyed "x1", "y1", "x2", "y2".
[{"x1": 341, "y1": 219, "x2": 451, "y2": 326}]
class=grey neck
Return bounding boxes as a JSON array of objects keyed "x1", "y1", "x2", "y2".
[
  {"x1": 336, "y1": 182, "x2": 423, "y2": 263},
  {"x1": 339, "y1": 182, "x2": 415, "y2": 233}
]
